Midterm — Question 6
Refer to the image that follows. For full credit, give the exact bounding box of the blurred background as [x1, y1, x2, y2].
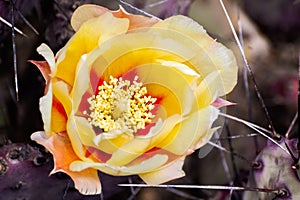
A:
[0, 0, 299, 199]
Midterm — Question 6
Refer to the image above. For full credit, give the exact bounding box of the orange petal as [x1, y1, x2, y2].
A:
[30, 131, 101, 195]
[71, 4, 158, 31]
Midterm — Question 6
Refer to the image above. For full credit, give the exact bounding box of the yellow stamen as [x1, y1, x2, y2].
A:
[87, 76, 156, 133]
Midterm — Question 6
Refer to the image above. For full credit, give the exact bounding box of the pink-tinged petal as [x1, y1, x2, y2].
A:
[30, 44, 55, 94]
[85, 146, 112, 163]
[127, 147, 178, 168]
[139, 156, 186, 184]
[31, 131, 101, 194]
[71, 4, 158, 32]
[29, 60, 51, 92]
[211, 97, 236, 108]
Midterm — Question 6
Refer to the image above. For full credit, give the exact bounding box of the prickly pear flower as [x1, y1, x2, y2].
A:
[30, 4, 238, 195]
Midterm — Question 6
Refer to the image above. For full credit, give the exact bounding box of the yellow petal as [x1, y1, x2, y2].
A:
[71, 4, 158, 32]
[105, 114, 181, 166]
[139, 156, 186, 184]
[39, 84, 52, 137]
[70, 154, 168, 175]
[71, 4, 111, 31]
[94, 131, 134, 154]
[70, 54, 90, 112]
[30, 131, 101, 195]
[72, 115, 134, 154]
[54, 12, 129, 86]
[152, 15, 238, 96]
[67, 112, 90, 161]
[86, 31, 195, 81]
[72, 116, 96, 147]
[36, 43, 55, 71]
[195, 71, 222, 108]
[52, 80, 72, 115]
[157, 106, 219, 155]
[50, 97, 68, 135]
[134, 63, 199, 115]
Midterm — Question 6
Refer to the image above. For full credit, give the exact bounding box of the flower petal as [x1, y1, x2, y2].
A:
[211, 97, 236, 108]
[54, 12, 129, 86]
[157, 106, 219, 155]
[152, 15, 238, 96]
[52, 80, 72, 115]
[29, 60, 51, 91]
[139, 156, 186, 184]
[133, 63, 199, 115]
[36, 43, 55, 71]
[105, 114, 181, 166]
[71, 4, 158, 32]
[86, 31, 195, 82]
[70, 154, 168, 175]
[30, 131, 101, 195]
[39, 84, 52, 137]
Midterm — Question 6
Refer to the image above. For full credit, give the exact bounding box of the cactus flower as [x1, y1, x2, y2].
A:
[31, 4, 238, 195]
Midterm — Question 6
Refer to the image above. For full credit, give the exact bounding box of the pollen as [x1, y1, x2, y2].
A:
[86, 76, 156, 133]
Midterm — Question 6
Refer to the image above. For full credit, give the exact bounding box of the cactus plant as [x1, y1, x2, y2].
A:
[0, 143, 131, 200]
[244, 138, 300, 199]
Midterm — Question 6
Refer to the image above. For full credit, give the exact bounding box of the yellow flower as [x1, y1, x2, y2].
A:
[30, 4, 238, 195]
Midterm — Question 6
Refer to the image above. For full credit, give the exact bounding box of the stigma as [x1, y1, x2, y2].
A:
[86, 76, 156, 133]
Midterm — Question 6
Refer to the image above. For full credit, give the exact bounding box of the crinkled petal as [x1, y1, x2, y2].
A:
[30, 131, 101, 195]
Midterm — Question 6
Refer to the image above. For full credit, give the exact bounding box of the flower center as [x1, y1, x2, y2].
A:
[86, 76, 156, 133]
